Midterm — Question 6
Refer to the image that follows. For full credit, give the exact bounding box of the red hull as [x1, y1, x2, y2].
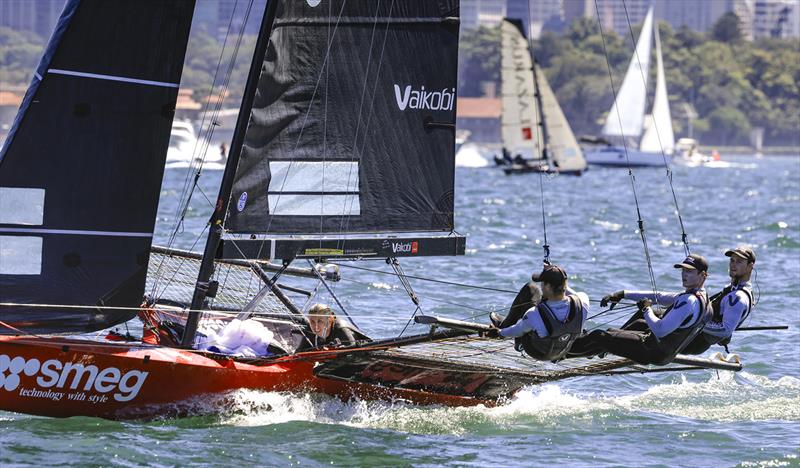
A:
[0, 336, 488, 419]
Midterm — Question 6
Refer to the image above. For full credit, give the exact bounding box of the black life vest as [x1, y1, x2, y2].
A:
[704, 284, 753, 346]
[690, 284, 753, 354]
[514, 295, 583, 362]
[650, 289, 711, 365]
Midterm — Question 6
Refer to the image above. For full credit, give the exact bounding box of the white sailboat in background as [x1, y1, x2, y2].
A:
[497, 18, 586, 175]
[585, 7, 675, 167]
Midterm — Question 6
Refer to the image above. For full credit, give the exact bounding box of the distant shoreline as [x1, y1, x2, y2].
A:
[698, 146, 800, 156]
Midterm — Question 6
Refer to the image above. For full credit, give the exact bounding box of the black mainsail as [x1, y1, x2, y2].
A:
[0, 0, 196, 334]
[183, 0, 462, 346]
[226, 1, 461, 236]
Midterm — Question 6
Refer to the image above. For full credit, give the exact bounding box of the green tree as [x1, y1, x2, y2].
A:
[706, 106, 750, 145]
[711, 12, 744, 43]
[458, 26, 501, 96]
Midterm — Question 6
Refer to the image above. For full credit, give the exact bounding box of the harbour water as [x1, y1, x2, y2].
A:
[1, 154, 798, 466]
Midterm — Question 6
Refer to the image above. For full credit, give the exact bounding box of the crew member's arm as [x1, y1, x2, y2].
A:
[625, 290, 681, 306]
[500, 306, 547, 338]
[642, 295, 700, 339]
[703, 290, 748, 338]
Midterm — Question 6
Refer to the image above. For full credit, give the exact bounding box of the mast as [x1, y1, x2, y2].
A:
[529, 57, 550, 165]
[181, 0, 279, 348]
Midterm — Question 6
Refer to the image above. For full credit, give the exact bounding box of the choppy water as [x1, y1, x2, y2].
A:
[2, 154, 799, 467]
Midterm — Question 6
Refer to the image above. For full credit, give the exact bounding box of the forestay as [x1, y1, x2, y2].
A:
[0, 0, 195, 334]
[225, 0, 460, 235]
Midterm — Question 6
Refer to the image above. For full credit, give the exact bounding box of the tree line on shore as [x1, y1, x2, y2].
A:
[2, 11, 797, 146]
[460, 13, 799, 146]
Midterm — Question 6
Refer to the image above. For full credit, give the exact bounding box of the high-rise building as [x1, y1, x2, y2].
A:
[563, 0, 594, 27]
[753, 0, 800, 38]
[506, 0, 564, 37]
[655, 0, 730, 33]
[591, 0, 651, 37]
[0, 0, 65, 40]
[730, 0, 756, 39]
[461, 0, 506, 29]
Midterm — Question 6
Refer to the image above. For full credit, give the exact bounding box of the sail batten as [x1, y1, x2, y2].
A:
[225, 0, 460, 236]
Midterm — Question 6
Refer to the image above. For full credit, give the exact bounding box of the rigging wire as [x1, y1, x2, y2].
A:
[594, 0, 660, 298]
[336, 262, 519, 294]
[526, 0, 552, 263]
[328, 0, 390, 300]
[390, 258, 425, 336]
[620, 2, 691, 255]
[149, 0, 255, 299]
[170, 0, 255, 241]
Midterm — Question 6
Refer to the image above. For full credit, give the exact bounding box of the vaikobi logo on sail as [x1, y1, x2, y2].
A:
[394, 85, 456, 111]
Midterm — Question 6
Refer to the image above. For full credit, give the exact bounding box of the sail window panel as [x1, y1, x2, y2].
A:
[269, 195, 360, 216]
[0, 188, 45, 225]
[0, 236, 42, 275]
[268, 161, 359, 194]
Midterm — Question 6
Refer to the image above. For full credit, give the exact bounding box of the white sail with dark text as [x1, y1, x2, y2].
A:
[499, 18, 585, 175]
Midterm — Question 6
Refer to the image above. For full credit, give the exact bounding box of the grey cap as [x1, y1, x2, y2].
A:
[674, 254, 708, 272]
[726, 246, 756, 263]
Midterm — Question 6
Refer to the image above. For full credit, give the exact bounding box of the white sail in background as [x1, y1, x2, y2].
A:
[601, 6, 654, 139]
[500, 19, 544, 160]
[640, 25, 675, 154]
[534, 63, 585, 171]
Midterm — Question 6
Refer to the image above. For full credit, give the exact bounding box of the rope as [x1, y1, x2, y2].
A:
[524, 0, 552, 263]
[538, 171, 551, 262]
[149, 0, 255, 300]
[389, 258, 424, 336]
[620, 2, 691, 255]
[594, 0, 659, 298]
[336, 262, 519, 294]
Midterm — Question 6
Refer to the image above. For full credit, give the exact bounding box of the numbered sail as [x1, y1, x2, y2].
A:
[534, 63, 585, 172]
[225, 0, 460, 235]
[640, 26, 674, 154]
[601, 6, 654, 139]
[500, 19, 543, 160]
[0, 0, 195, 334]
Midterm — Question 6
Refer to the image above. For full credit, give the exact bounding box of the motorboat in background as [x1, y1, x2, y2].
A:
[585, 7, 674, 168]
[165, 119, 197, 165]
[166, 119, 227, 170]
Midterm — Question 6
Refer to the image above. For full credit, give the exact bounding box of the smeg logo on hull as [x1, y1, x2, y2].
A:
[0, 354, 148, 402]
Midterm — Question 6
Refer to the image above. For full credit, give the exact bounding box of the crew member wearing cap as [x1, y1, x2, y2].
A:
[569, 254, 711, 365]
[682, 247, 756, 354]
[488, 264, 589, 361]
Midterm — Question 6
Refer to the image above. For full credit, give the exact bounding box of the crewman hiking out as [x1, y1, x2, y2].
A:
[488, 263, 588, 361]
[681, 246, 756, 355]
[569, 254, 711, 365]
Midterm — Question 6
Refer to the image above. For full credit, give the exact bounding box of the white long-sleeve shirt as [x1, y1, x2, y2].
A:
[624, 288, 705, 339]
[703, 282, 752, 339]
[500, 288, 589, 338]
